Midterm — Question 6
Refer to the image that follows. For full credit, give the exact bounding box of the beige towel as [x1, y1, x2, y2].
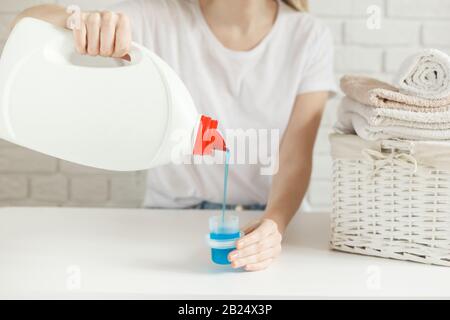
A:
[340, 75, 450, 111]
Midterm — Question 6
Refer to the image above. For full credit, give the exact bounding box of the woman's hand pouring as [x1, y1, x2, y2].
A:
[67, 10, 132, 59]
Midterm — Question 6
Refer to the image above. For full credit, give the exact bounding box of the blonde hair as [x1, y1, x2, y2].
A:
[282, 0, 308, 11]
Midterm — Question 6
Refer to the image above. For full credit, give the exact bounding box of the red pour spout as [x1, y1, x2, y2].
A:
[193, 115, 227, 155]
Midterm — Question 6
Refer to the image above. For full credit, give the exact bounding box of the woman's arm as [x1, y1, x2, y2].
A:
[12, 4, 131, 58]
[228, 91, 329, 271]
[13, 4, 69, 28]
[265, 91, 329, 231]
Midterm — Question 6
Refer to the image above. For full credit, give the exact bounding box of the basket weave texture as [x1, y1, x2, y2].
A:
[330, 134, 450, 266]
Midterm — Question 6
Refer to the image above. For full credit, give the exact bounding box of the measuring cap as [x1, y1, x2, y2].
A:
[206, 215, 241, 265]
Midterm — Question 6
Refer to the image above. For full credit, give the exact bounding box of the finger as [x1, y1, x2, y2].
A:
[244, 259, 274, 272]
[100, 11, 118, 57]
[236, 219, 277, 249]
[113, 13, 131, 58]
[86, 12, 101, 56]
[230, 233, 282, 260]
[73, 18, 87, 54]
[231, 246, 280, 269]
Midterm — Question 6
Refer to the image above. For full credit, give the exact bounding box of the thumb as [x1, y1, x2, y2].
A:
[66, 7, 85, 30]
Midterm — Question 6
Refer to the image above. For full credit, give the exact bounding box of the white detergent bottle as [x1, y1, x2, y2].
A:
[0, 17, 226, 171]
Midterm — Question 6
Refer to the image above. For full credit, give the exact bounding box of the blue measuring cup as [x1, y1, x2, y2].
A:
[206, 215, 241, 265]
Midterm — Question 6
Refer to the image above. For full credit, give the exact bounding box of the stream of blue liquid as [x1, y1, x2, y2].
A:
[210, 148, 237, 265]
[221, 149, 230, 224]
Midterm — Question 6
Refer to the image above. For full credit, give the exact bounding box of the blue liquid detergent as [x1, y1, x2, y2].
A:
[210, 231, 240, 265]
[221, 149, 230, 223]
[210, 149, 238, 265]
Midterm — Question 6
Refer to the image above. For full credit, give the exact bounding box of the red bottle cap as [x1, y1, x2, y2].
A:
[193, 115, 227, 155]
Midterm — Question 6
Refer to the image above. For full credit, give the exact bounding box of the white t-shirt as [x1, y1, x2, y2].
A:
[109, 0, 337, 208]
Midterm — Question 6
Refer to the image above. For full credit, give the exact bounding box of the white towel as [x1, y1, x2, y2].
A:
[336, 97, 450, 129]
[395, 49, 450, 100]
[347, 114, 450, 141]
[335, 98, 450, 141]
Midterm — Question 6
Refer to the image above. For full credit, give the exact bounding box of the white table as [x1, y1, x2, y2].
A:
[0, 207, 449, 299]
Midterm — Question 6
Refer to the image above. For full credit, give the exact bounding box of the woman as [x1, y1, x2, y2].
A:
[14, 0, 336, 271]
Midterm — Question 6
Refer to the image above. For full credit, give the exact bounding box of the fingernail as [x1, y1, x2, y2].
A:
[236, 241, 244, 249]
[229, 252, 238, 260]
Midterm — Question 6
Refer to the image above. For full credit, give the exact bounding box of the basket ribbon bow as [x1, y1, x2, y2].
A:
[361, 148, 418, 178]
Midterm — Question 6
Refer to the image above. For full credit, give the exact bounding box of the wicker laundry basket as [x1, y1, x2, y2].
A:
[329, 133, 450, 266]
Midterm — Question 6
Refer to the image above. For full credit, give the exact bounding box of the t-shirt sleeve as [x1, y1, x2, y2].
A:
[108, 0, 151, 46]
[297, 27, 337, 97]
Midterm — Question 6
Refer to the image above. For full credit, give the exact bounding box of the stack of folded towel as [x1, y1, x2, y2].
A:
[335, 49, 450, 140]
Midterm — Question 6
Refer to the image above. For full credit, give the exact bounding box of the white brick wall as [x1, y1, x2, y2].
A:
[335, 46, 383, 73]
[423, 22, 450, 46]
[310, 0, 385, 17]
[31, 174, 68, 202]
[387, 0, 450, 18]
[70, 176, 109, 205]
[345, 20, 421, 46]
[0, 0, 447, 210]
